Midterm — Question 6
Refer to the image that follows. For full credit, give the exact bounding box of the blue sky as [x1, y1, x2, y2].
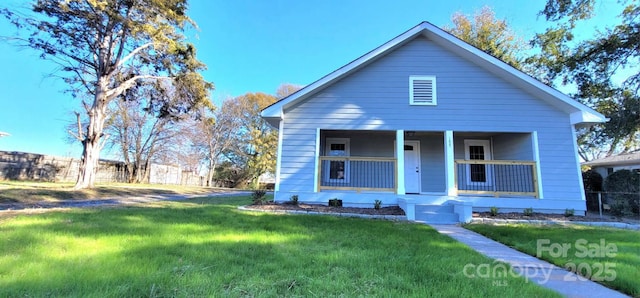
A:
[0, 0, 620, 158]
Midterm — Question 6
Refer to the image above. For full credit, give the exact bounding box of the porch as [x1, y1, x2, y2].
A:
[315, 130, 542, 199]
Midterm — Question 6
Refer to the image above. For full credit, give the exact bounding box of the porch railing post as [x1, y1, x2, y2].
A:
[317, 156, 322, 192]
[531, 162, 540, 198]
[394, 159, 398, 193]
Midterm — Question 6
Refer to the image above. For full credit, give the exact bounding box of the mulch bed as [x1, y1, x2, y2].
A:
[247, 202, 639, 223]
[474, 212, 639, 223]
[248, 202, 406, 215]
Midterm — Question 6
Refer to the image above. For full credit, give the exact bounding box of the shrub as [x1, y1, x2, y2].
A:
[604, 170, 640, 215]
[582, 169, 604, 191]
[564, 208, 574, 217]
[374, 199, 382, 210]
[582, 170, 603, 211]
[610, 201, 628, 216]
[328, 198, 342, 207]
[489, 206, 499, 217]
[523, 207, 533, 216]
[252, 189, 267, 204]
[289, 195, 299, 205]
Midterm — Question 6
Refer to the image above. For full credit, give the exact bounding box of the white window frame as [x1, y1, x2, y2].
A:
[409, 75, 437, 105]
[324, 138, 350, 183]
[464, 139, 493, 186]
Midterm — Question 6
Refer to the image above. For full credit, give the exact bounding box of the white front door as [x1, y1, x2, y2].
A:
[403, 141, 421, 193]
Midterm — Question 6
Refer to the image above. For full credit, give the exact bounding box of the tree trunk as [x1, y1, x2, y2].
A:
[207, 158, 218, 187]
[74, 79, 109, 190]
[74, 108, 106, 189]
[74, 137, 101, 189]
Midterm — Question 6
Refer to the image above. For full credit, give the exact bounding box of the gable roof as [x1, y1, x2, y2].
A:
[582, 151, 640, 167]
[261, 22, 606, 126]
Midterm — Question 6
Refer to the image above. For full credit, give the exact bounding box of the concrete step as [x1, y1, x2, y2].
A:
[414, 204, 458, 224]
[415, 204, 454, 214]
[415, 212, 459, 224]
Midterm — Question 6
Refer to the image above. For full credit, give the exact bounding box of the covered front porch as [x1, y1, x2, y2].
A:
[315, 129, 542, 199]
[309, 129, 546, 222]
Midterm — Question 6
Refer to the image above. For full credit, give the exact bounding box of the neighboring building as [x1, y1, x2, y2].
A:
[582, 152, 640, 179]
[261, 22, 606, 223]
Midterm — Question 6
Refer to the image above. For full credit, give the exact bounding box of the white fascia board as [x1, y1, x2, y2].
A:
[570, 111, 608, 125]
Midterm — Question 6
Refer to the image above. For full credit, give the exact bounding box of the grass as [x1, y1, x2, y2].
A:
[0, 196, 560, 297]
[465, 224, 640, 297]
[0, 181, 232, 204]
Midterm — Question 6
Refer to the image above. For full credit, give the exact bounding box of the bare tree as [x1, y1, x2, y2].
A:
[190, 100, 241, 187]
[276, 83, 304, 99]
[106, 86, 182, 183]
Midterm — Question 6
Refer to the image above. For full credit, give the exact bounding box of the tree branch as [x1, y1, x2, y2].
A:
[105, 74, 168, 101]
[67, 111, 84, 142]
[114, 42, 153, 70]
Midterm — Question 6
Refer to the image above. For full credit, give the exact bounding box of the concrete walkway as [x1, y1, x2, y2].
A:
[430, 225, 629, 298]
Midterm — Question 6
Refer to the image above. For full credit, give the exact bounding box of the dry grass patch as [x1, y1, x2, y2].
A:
[0, 181, 233, 204]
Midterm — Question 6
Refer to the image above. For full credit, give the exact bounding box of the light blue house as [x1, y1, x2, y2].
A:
[261, 22, 606, 223]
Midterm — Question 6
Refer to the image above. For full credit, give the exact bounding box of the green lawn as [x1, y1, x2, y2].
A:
[0, 196, 559, 297]
[465, 223, 640, 297]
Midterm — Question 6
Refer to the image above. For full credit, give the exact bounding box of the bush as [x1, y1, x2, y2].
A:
[523, 207, 533, 216]
[289, 195, 299, 205]
[374, 199, 382, 210]
[564, 208, 574, 217]
[328, 198, 342, 207]
[583, 169, 603, 191]
[604, 170, 640, 215]
[582, 170, 603, 211]
[610, 201, 628, 216]
[489, 206, 499, 217]
[252, 189, 267, 204]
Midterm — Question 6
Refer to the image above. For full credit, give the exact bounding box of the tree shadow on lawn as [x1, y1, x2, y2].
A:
[0, 200, 561, 297]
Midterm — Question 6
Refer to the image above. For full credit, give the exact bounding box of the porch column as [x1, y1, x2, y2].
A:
[396, 130, 405, 195]
[532, 131, 544, 198]
[274, 119, 284, 192]
[313, 128, 320, 192]
[444, 130, 456, 196]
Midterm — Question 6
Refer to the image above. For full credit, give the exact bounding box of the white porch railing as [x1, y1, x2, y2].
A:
[454, 160, 539, 198]
[316, 157, 538, 197]
[318, 156, 397, 192]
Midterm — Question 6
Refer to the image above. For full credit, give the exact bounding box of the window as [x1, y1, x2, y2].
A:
[464, 140, 492, 186]
[468, 145, 487, 182]
[607, 168, 614, 175]
[409, 75, 437, 105]
[324, 138, 350, 183]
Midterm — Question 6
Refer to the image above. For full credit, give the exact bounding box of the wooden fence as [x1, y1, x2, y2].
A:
[0, 150, 204, 186]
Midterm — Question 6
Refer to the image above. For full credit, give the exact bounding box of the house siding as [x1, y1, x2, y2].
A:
[493, 133, 533, 160]
[277, 36, 583, 204]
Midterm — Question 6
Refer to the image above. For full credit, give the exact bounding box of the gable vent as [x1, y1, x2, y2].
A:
[410, 76, 437, 105]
